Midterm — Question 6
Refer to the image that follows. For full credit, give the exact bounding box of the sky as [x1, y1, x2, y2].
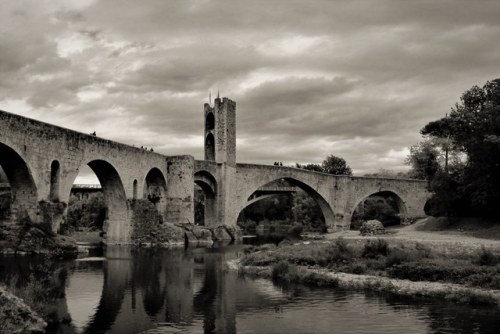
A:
[1, 0, 499, 183]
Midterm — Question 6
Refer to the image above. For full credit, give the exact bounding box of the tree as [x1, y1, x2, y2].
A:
[406, 140, 440, 182]
[416, 78, 500, 217]
[321, 155, 352, 175]
[295, 163, 324, 172]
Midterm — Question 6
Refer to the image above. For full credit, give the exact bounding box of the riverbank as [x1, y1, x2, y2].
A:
[0, 286, 47, 333]
[236, 232, 500, 306]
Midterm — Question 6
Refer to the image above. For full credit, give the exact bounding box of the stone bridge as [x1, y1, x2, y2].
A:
[0, 96, 431, 243]
[0, 109, 193, 243]
[194, 161, 430, 232]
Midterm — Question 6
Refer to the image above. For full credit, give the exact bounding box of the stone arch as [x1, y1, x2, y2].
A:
[49, 160, 61, 201]
[238, 177, 335, 230]
[205, 133, 215, 161]
[84, 159, 128, 243]
[194, 170, 217, 226]
[143, 168, 167, 217]
[133, 179, 138, 200]
[206, 112, 215, 131]
[0, 142, 38, 221]
[351, 190, 408, 228]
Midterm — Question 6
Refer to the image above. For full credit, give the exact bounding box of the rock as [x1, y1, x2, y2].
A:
[213, 226, 233, 241]
[0, 221, 77, 257]
[360, 220, 385, 236]
[184, 230, 198, 243]
[191, 227, 213, 243]
[0, 286, 47, 334]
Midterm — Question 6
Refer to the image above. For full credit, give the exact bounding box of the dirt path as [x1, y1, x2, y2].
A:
[326, 218, 500, 252]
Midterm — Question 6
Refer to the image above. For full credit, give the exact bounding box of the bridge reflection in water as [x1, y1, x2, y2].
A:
[2, 246, 500, 334]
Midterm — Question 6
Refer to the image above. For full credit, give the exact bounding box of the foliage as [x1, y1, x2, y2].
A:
[130, 199, 184, 245]
[351, 195, 400, 228]
[291, 190, 325, 232]
[406, 140, 440, 181]
[362, 239, 388, 258]
[408, 78, 500, 218]
[296, 154, 352, 175]
[295, 163, 324, 172]
[66, 193, 106, 231]
[287, 223, 304, 239]
[0, 194, 11, 219]
[321, 155, 352, 175]
[475, 247, 498, 266]
[243, 238, 500, 291]
[237, 189, 326, 234]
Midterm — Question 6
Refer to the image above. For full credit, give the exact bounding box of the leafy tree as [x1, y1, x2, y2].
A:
[406, 140, 441, 182]
[416, 79, 500, 217]
[292, 190, 326, 232]
[321, 155, 352, 175]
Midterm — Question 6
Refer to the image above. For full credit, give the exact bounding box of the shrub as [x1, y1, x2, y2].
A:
[349, 263, 367, 274]
[287, 223, 304, 239]
[319, 238, 355, 266]
[362, 239, 388, 258]
[475, 247, 498, 266]
[271, 261, 299, 282]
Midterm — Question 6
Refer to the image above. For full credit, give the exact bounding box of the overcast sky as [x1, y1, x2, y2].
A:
[1, 0, 499, 183]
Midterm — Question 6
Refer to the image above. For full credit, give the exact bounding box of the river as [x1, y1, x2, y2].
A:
[0, 244, 499, 334]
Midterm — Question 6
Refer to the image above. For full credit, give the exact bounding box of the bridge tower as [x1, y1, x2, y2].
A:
[204, 95, 236, 167]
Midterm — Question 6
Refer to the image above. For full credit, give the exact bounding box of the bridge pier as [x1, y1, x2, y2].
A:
[165, 156, 195, 225]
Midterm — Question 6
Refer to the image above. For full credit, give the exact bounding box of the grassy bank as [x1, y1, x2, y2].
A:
[240, 238, 500, 305]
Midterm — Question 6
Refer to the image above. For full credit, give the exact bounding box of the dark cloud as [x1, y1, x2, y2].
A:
[1, 0, 500, 176]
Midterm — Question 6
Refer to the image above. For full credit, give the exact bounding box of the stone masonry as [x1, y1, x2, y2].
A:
[0, 96, 431, 243]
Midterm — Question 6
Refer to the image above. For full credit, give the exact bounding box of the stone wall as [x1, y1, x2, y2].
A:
[0, 110, 192, 244]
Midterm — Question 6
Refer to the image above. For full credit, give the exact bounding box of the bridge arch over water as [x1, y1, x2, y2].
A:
[0, 142, 38, 222]
[194, 170, 218, 226]
[83, 159, 129, 243]
[144, 167, 168, 219]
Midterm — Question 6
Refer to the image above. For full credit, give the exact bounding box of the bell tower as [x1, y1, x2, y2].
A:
[203, 95, 236, 166]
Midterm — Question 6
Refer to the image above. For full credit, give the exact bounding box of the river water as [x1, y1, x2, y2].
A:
[1, 244, 499, 334]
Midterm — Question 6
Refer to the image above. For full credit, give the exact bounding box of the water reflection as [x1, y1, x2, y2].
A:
[1, 245, 500, 334]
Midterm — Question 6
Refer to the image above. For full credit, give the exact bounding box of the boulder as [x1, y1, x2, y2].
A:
[192, 227, 213, 243]
[213, 226, 233, 241]
[359, 220, 385, 236]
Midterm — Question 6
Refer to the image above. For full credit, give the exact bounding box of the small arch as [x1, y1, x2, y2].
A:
[205, 112, 215, 131]
[194, 170, 217, 226]
[133, 179, 138, 200]
[205, 133, 215, 161]
[49, 160, 60, 201]
[351, 190, 407, 229]
[143, 168, 167, 215]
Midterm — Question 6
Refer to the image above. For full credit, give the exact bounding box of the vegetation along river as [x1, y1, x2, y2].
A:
[1, 244, 499, 334]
